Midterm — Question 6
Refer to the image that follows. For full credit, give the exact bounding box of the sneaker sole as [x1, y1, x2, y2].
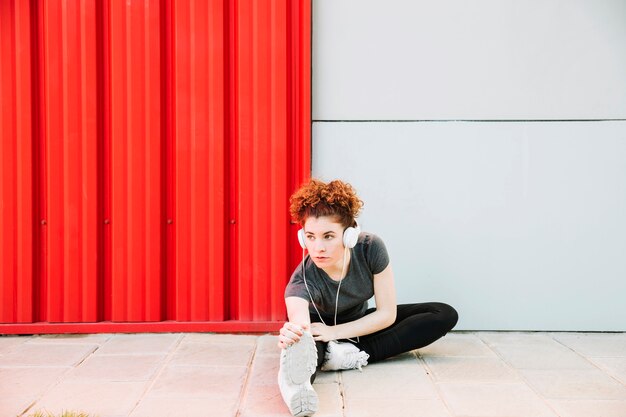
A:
[290, 384, 319, 417]
[286, 331, 317, 384]
[284, 331, 318, 416]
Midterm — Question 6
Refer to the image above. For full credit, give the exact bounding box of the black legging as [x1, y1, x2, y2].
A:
[311, 302, 458, 381]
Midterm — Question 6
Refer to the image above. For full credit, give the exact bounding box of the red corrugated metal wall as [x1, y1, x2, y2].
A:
[0, 0, 311, 333]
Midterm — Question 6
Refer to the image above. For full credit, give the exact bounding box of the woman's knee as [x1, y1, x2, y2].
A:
[433, 302, 459, 331]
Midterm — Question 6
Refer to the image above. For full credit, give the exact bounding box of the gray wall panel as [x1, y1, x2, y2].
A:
[313, 0, 626, 120]
[312, 121, 626, 330]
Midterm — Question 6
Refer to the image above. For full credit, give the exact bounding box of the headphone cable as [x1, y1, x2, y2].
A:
[302, 246, 359, 343]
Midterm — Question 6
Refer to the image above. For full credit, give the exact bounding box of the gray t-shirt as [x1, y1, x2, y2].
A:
[284, 233, 390, 323]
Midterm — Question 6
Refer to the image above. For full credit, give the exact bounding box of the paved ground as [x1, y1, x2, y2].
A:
[1, 332, 625, 417]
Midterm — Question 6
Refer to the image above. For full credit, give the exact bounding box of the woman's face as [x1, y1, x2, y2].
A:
[303, 215, 346, 272]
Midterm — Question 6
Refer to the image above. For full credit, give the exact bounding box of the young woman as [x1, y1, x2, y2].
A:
[277, 179, 458, 417]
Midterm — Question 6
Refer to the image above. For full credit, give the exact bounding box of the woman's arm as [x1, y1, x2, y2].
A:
[286, 296, 311, 327]
[311, 264, 397, 342]
[277, 296, 312, 349]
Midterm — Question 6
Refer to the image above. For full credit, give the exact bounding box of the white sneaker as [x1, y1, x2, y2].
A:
[321, 340, 369, 371]
[277, 331, 318, 416]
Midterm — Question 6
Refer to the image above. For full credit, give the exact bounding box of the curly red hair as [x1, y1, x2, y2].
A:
[289, 179, 363, 228]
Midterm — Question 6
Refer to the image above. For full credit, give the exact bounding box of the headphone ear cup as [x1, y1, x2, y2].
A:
[343, 225, 360, 248]
[297, 229, 306, 249]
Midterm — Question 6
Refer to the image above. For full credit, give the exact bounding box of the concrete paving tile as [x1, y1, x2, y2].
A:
[9, 332, 623, 417]
[146, 365, 247, 400]
[315, 370, 340, 384]
[0, 344, 96, 366]
[26, 334, 112, 345]
[67, 353, 165, 381]
[366, 352, 424, 369]
[548, 399, 626, 417]
[590, 357, 626, 384]
[438, 382, 558, 417]
[552, 333, 626, 358]
[240, 382, 342, 417]
[0, 366, 69, 397]
[480, 332, 558, 346]
[95, 333, 181, 355]
[247, 353, 279, 386]
[313, 383, 343, 417]
[342, 360, 438, 399]
[423, 356, 519, 382]
[170, 341, 255, 367]
[344, 397, 451, 417]
[488, 343, 595, 370]
[181, 333, 258, 345]
[32, 380, 149, 417]
[375, 350, 418, 364]
[238, 384, 294, 417]
[520, 369, 626, 400]
[256, 335, 281, 357]
[130, 397, 238, 417]
[0, 397, 35, 417]
[0, 336, 29, 355]
[418, 333, 497, 357]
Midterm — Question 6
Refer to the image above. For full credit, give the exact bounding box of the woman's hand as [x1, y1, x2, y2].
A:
[277, 322, 308, 349]
[310, 322, 337, 342]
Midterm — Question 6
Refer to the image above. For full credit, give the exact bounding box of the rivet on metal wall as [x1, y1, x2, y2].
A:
[40, 220, 47, 226]
[167, 219, 173, 225]
[104, 219, 110, 225]
[230, 219, 236, 224]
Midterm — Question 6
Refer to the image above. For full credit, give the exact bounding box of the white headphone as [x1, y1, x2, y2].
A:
[297, 221, 361, 250]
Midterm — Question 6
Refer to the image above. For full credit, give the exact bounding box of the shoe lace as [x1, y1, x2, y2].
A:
[342, 350, 369, 371]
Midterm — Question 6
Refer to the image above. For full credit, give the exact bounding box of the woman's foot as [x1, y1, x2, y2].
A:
[277, 331, 319, 416]
[321, 340, 369, 371]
